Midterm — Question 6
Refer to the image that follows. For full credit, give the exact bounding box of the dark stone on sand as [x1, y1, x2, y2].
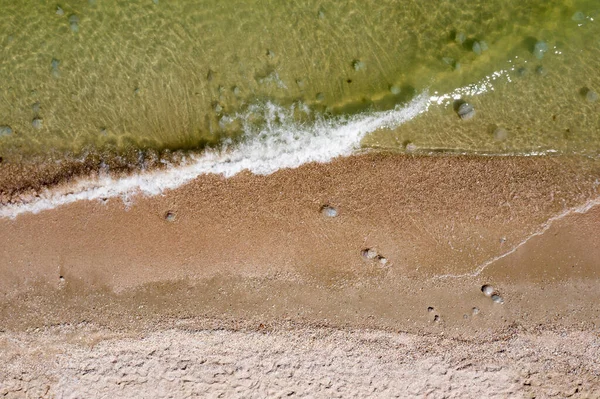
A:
[457, 102, 475, 120]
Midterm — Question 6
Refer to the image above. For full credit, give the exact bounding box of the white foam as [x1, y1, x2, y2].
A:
[1, 93, 430, 219]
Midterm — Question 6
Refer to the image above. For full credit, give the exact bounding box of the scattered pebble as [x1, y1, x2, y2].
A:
[516, 66, 527, 77]
[266, 49, 275, 58]
[316, 92, 325, 102]
[352, 60, 366, 71]
[32, 118, 43, 129]
[153, 0, 159, 4]
[377, 256, 388, 266]
[232, 86, 241, 96]
[472, 41, 482, 55]
[99, 127, 107, 135]
[427, 306, 434, 313]
[481, 285, 494, 297]
[491, 294, 504, 304]
[455, 32, 466, 45]
[479, 41, 489, 52]
[0, 125, 12, 137]
[164, 211, 176, 222]
[56, 6, 64, 16]
[493, 127, 508, 141]
[472, 307, 480, 315]
[32, 102, 41, 114]
[207, 69, 214, 81]
[317, 8, 325, 19]
[389, 85, 401, 95]
[295, 79, 305, 89]
[433, 315, 440, 322]
[457, 102, 475, 120]
[361, 248, 378, 260]
[321, 205, 338, 218]
[533, 41, 548, 60]
[69, 14, 79, 33]
[213, 103, 223, 113]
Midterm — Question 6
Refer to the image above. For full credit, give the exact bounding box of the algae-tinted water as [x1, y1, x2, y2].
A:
[0, 0, 599, 163]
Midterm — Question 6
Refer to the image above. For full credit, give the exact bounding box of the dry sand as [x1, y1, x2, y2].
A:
[1, 154, 599, 397]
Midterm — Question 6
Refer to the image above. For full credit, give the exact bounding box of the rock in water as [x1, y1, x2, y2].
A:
[533, 41, 548, 60]
[457, 103, 475, 120]
[472, 41, 482, 55]
[586, 90, 598, 103]
[352, 60, 366, 71]
[32, 118, 43, 129]
[0, 125, 12, 137]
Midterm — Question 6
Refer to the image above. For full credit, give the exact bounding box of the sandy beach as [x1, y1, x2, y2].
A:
[1, 153, 599, 397]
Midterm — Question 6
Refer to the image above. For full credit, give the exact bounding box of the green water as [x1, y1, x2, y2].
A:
[0, 0, 599, 163]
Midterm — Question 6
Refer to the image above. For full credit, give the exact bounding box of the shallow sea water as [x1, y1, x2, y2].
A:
[0, 0, 599, 164]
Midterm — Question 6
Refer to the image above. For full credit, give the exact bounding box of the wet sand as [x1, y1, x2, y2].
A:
[1, 153, 600, 396]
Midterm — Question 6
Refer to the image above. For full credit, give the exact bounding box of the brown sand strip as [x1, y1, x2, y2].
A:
[0, 153, 599, 336]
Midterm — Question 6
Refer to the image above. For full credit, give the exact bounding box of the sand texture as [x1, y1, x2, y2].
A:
[1, 154, 599, 397]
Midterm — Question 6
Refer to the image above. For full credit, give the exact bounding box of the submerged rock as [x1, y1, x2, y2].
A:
[316, 92, 325, 102]
[0, 125, 12, 137]
[455, 31, 466, 45]
[472, 41, 482, 55]
[69, 14, 79, 33]
[389, 85, 401, 95]
[56, 6, 64, 16]
[32, 102, 41, 114]
[572, 11, 585, 21]
[493, 127, 508, 141]
[533, 41, 548, 60]
[32, 118, 43, 129]
[457, 102, 475, 120]
[586, 90, 598, 103]
[352, 60, 366, 71]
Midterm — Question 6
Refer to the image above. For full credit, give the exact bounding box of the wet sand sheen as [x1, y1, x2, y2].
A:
[1, 153, 599, 336]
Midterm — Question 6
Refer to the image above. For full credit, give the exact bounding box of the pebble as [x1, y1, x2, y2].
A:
[352, 60, 366, 71]
[472, 41, 482, 55]
[321, 205, 338, 218]
[389, 85, 401, 95]
[32, 118, 43, 129]
[572, 11, 585, 21]
[491, 294, 504, 304]
[481, 285, 494, 297]
[479, 41, 488, 52]
[472, 307, 480, 315]
[165, 211, 176, 222]
[427, 307, 434, 313]
[316, 92, 325, 102]
[585, 90, 598, 103]
[32, 102, 41, 114]
[377, 256, 388, 266]
[153, 0, 159, 4]
[533, 41, 548, 60]
[457, 102, 475, 120]
[362, 248, 378, 260]
[0, 125, 12, 137]
[232, 86, 241, 96]
[207, 69, 214, 81]
[56, 6, 64, 16]
[266, 49, 275, 59]
[69, 14, 79, 33]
